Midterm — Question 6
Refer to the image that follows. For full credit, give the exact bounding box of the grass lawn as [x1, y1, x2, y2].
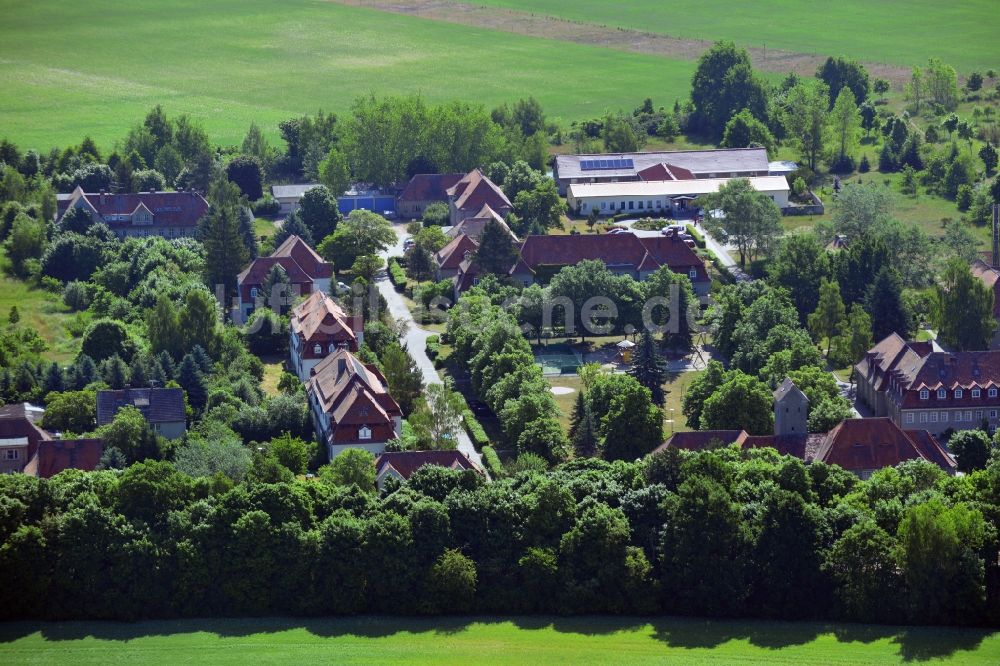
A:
[259, 354, 288, 397]
[0, 253, 82, 363]
[253, 218, 277, 241]
[2, 616, 999, 665]
[546, 368, 701, 434]
[478, 0, 1000, 71]
[0, 0, 698, 150]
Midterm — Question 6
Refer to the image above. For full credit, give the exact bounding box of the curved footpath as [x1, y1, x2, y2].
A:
[378, 225, 481, 466]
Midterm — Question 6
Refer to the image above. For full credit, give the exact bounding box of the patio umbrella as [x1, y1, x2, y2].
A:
[616, 340, 636, 349]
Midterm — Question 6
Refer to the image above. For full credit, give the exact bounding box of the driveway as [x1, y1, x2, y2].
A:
[377, 225, 481, 466]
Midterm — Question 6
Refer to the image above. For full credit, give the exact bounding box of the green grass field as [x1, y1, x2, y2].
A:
[478, 0, 1000, 72]
[1, 616, 998, 664]
[0, 0, 697, 151]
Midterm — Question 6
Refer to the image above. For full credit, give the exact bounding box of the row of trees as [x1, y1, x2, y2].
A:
[1, 442, 997, 624]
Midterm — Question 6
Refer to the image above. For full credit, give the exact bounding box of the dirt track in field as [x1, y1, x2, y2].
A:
[332, 0, 912, 85]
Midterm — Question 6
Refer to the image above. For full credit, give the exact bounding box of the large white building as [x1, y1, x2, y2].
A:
[566, 176, 790, 217]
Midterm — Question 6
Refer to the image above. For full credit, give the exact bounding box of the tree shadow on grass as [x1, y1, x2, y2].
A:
[1, 615, 997, 662]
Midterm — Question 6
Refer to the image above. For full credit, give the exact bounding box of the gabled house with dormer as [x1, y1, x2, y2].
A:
[289, 291, 364, 381]
[306, 349, 402, 459]
[236, 235, 333, 320]
[56, 187, 208, 238]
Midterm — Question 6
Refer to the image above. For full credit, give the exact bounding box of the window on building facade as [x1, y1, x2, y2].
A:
[965, 411, 973, 421]
[601, 202, 607, 209]
[628, 201, 634, 210]
[638, 201, 643, 209]
[905, 413, 914, 424]
[955, 389, 963, 399]
[314, 344, 322, 355]
[930, 412, 938, 422]
[250, 287, 259, 298]
[941, 412, 948, 422]
[972, 389, 981, 398]
[991, 388, 998, 397]
[688, 268, 697, 279]
[920, 389, 929, 400]
[977, 410, 984, 421]
[955, 412, 963, 422]
[937, 388, 946, 399]
[3, 450, 19, 460]
[991, 410, 998, 419]
[919, 412, 927, 423]
[358, 426, 372, 440]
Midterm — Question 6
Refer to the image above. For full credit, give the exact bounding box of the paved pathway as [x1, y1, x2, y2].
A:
[378, 225, 481, 466]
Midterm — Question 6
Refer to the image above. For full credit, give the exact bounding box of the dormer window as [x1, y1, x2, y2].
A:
[972, 389, 981, 398]
[688, 268, 697, 279]
[991, 388, 998, 398]
[328, 343, 336, 353]
[358, 426, 372, 440]
[919, 389, 929, 400]
[955, 388, 963, 399]
[937, 388, 946, 399]
[250, 287, 259, 298]
[314, 344, 322, 355]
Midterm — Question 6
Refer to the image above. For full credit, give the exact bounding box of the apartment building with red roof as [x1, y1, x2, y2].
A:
[56, 186, 208, 238]
[856, 333, 1000, 436]
[236, 235, 333, 320]
[446, 169, 513, 225]
[305, 349, 402, 459]
[450, 231, 709, 297]
[289, 291, 363, 381]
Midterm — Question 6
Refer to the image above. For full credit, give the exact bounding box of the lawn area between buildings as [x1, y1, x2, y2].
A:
[546, 369, 701, 435]
[259, 355, 288, 398]
[2, 616, 998, 665]
[0, 0, 697, 150]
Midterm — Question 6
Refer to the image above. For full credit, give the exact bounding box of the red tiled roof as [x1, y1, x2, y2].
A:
[237, 256, 313, 288]
[375, 450, 482, 480]
[896, 351, 1000, 408]
[636, 162, 695, 182]
[813, 418, 955, 473]
[290, 291, 359, 350]
[971, 259, 1000, 318]
[513, 233, 708, 281]
[447, 169, 513, 213]
[27, 439, 103, 478]
[854, 333, 932, 394]
[652, 430, 747, 454]
[437, 234, 479, 270]
[399, 173, 464, 202]
[272, 235, 334, 280]
[59, 188, 208, 228]
[306, 349, 401, 444]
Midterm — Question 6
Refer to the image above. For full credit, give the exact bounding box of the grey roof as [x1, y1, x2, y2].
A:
[555, 148, 769, 181]
[96, 388, 186, 426]
[271, 183, 321, 199]
[774, 377, 809, 403]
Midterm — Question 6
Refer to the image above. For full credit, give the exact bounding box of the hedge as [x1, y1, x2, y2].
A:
[425, 334, 441, 361]
[480, 444, 503, 478]
[685, 224, 706, 248]
[387, 257, 408, 292]
[462, 407, 490, 448]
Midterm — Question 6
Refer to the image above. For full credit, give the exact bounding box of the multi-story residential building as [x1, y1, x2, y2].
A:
[236, 235, 333, 320]
[856, 333, 1000, 436]
[288, 291, 363, 382]
[305, 349, 402, 460]
[56, 187, 208, 238]
[446, 169, 513, 225]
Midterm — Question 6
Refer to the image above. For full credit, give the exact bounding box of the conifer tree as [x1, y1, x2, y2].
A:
[200, 179, 249, 302]
[572, 401, 599, 458]
[473, 220, 518, 275]
[177, 354, 208, 411]
[628, 331, 669, 406]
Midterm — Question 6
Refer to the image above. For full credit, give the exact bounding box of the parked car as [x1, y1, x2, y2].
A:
[661, 224, 686, 236]
[607, 227, 628, 235]
[336, 281, 350, 294]
[403, 238, 415, 250]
